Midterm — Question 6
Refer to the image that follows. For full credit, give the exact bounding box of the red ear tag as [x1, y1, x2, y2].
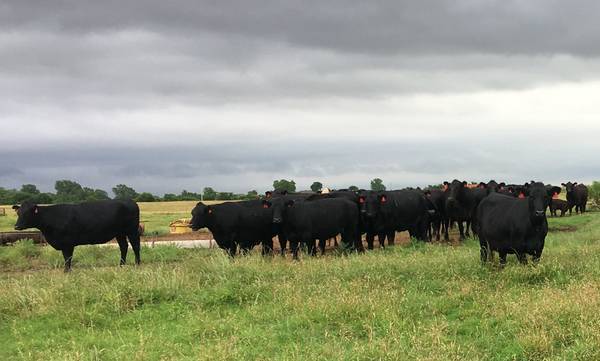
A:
[442, 185, 448, 191]
[208, 209, 213, 214]
[262, 204, 269, 209]
[359, 197, 365, 204]
[380, 196, 387, 203]
[479, 185, 485, 189]
[552, 192, 558, 199]
[518, 193, 525, 199]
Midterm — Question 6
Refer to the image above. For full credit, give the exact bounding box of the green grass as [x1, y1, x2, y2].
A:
[1, 212, 600, 360]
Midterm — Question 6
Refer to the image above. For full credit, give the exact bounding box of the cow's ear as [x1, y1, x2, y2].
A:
[462, 181, 467, 186]
[499, 182, 506, 187]
[423, 190, 431, 196]
[443, 181, 449, 186]
[573, 182, 578, 185]
[12, 205, 20, 210]
[561, 183, 566, 186]
[284, 200, 294, 208]
[206, 206, 213, 214]
[265, 191, 272, 198]
[478, 182, 486, 189]
[262, 200, 271, 209]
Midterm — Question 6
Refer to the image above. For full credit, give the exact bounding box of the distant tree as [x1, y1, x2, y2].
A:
[245, 190, 259, 200]
[55, 180, 85, 203]
[163, 193, 178, 202]
[216, 192, 235, 200]
[203, 187, 217, 201]
[370, 178, 386, 192]
[82, 187, 110, 201]
[348, 185, 359, 192]
[179, 190, 202, 201]
[310, 181, 323, 192]
[112, 184, 138, 200]
[273, 179, 296, 193]
[137, 192, 156, 202]
[20, 184, 40, 195]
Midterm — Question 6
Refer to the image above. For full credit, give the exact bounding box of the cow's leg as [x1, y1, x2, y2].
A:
[290, 240, 300, 260]
[443, 219, 450, 241]
[465, 221, 471, 238]
[499, 251, 507, 268]
[318, 239, 326, 255]
[366, 233, 375, 250]
[278, 234, 287, 256]
[517, 253, 528, 265]
[116, 235, 128, 266]
[62, 246, 74, 272]
[378, 233, 386, 248]
[387, 231, 396, 246]
[261, 238, 274, 256]
[458, 222, 466, 240]
[226, 242, 237, 257]
[479, 239, 489, 263]
[128, 230, 141, 265]
[307, 239, 317, 256]
[532, 248, 543, 264]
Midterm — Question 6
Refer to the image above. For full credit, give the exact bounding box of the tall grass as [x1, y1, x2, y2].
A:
[0, 213, 600, 360]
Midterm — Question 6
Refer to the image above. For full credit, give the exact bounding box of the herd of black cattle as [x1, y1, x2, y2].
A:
[10, 180, 589, 271]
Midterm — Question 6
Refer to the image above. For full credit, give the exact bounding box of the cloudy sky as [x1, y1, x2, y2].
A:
[1, 1, 600, 194]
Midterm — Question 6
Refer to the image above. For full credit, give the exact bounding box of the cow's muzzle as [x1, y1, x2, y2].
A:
[535, 210, 545, 217]
[273, 217, 282, 224]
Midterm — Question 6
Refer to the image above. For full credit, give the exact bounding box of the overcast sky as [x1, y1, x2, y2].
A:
[1, 1, 600, 194]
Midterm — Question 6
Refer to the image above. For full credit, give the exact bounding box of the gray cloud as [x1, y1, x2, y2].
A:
[1, 1, 600, 193]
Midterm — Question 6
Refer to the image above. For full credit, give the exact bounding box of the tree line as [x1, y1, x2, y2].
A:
[0, 178, 390, 205]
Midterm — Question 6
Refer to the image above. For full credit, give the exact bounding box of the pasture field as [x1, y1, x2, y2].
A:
[1, 211, 600, 360]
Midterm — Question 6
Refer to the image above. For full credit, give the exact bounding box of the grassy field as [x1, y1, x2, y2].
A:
[1, 210, 600, 360]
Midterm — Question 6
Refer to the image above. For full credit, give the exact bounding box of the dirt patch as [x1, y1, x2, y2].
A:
[548, 225, 577, 233]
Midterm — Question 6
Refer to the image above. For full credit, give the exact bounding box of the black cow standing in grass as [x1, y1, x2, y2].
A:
[423, 188, 447, 242]
[476, 182, 560, 266]
[550, 199, 569, 217]
[443, 180, 487, 240]
[12, 200, 140, 272]
[190, 200, 275, 257]
[266, 196, 360, 259]
[562, 182, 589, 215]
[358, 189, 429, 248]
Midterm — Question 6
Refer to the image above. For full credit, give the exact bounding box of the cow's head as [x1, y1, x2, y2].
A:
[359, 191, 387, 219]
[446, 180, 467, 205]
[561, 182, 577, 194]
[485, 180, 500, 193]
[525, 182, 550, 220]
[12, 201, 39, 230]
[190, 202, 213, 231]
[267, 197, 294, 224]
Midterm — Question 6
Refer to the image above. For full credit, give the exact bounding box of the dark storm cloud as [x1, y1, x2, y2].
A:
[3, 1, 600, 56]
[1, 1, 600, 193]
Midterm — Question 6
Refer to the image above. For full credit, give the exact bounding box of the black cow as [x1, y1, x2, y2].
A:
[265, 191, 316, 255]
[423, 189, 447, 242]
[561, 182, 589, 215]
[12, 200, 140, 272]
[443, 180, 487, 240]
[550, 199, 569, 217]
[358, 189, 429, 249]
[190, 200, 275, 257]
[266, 197, 360, 259]
[476, 182, 560, 266]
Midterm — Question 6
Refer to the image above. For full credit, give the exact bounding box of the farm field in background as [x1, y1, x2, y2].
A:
[0, 201, 229, 236]
[1, 211, 600, 360]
